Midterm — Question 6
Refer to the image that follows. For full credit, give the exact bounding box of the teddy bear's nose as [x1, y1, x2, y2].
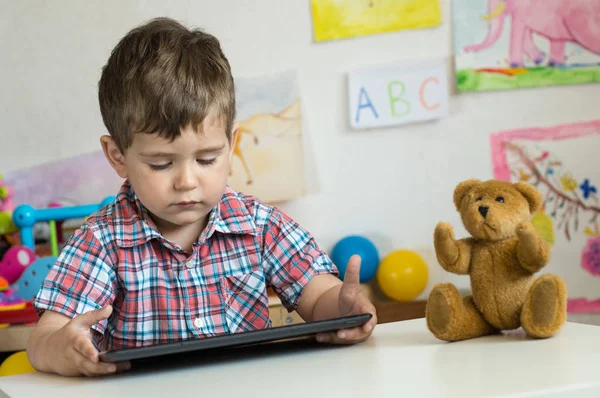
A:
[479, 206, 489, 218]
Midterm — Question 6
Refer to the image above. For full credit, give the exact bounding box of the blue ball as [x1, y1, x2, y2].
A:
[330, 235, 379, 283]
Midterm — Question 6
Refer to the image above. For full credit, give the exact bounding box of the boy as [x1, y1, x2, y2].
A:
[26, 17, 377, 377]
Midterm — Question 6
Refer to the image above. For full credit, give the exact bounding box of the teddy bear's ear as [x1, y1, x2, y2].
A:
[453, 179, 481, 210]
[513, 182, 543, 214]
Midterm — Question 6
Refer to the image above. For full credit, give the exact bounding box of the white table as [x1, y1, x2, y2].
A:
[1, 319, 599, 397]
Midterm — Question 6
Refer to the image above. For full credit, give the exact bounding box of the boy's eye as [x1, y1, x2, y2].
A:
[197, 158, 217, 166]
[149, 163, 171, 171]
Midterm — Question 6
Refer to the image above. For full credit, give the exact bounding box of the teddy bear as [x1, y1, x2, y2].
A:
[426, 179, 567, 341]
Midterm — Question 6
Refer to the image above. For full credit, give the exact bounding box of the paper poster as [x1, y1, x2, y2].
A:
[348, 59, 448, 129]
[229, 70, 305, 203]
[3, 151, 121, 209]
[311, 0, 441, 42]
[490, 120, 600, 313]
[453, 0, 600, 92]
[4, 70, 306, 208]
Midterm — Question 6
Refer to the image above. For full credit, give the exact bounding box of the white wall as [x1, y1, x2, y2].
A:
[2, 0, 600, 299]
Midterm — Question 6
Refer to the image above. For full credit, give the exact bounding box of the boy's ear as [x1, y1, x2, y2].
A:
[228, 123, 239, 165]
[101, 135, 128, 179]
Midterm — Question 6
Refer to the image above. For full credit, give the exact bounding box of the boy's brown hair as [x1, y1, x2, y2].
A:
[98, 17, 235, 153]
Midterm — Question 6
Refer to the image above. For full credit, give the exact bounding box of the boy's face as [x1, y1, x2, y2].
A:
[101, 114, 237, 234]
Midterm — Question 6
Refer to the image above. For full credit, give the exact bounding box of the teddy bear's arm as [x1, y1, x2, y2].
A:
[516, 221, 550, 273]
[434, 222, 474, 275]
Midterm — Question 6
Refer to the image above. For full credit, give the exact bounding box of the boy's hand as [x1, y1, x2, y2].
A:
[316, 255, 377, 344]
[46, 306, 130, 377]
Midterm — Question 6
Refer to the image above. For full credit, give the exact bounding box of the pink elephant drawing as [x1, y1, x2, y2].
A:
[464, 0, 600, 68]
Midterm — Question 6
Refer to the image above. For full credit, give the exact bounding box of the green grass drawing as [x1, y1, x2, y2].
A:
[457, 66, 600, 92]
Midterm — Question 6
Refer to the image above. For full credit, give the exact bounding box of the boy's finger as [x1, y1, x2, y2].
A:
[362, 309, 377, 331]
[73, 336, 99, 362]
[115, 361, 132, 373]
[315, 332, 335, 344]
[336, 326, 367, 341]
[343, 255, 362, 286]
[317, 331, 362, 345]
[364, 317, 376, 332]
[316, 326, 370, 345]
[75, 350, 117, 376]
[74, 305, 113, 328]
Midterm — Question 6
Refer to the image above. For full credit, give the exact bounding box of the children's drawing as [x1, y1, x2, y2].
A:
[229, 70, 305, 203]
[490, 120, 600, 313]
[311, 0, 442, 42]
[3, 151, 122, 209]
[453, 0, 600, 92]
[4, 70, 306, 207]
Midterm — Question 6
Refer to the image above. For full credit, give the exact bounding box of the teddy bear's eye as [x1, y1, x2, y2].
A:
[496, 197, 504, 203]
[476, 197, 483, 201]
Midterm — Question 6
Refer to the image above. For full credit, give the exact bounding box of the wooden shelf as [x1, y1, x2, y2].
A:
[268, 281, 427, 328]
[372, 300, 426, 324]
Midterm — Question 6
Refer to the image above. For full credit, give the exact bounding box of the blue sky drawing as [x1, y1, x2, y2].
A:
[234, 69, 298, 121]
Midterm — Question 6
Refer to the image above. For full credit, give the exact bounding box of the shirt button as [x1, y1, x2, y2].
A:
[185, 260, 194, 269]
[194, 318, 204, 328]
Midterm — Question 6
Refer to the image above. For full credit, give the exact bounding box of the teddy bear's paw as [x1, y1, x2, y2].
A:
[521, 274, 567, 338]
[516, 221, 535, 236]
[434, 223, 459, 266]
[434, 222, 455, 243]
[426, 284, 455, 336]
[426, 284, 497, 342]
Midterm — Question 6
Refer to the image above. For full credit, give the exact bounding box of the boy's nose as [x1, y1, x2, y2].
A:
[174, 167, 196, 191]
[478, 206, 489, 218]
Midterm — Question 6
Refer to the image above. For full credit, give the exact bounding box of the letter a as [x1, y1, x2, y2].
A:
[355, 87, 379, 124]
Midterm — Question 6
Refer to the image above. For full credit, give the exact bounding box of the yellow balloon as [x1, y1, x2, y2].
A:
[377, 250, 428, 301]
[0, 351, 36, 377]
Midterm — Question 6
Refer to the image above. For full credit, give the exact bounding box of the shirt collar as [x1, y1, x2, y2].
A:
[212, 185, 258, 235]
[112, 181, 257, 249]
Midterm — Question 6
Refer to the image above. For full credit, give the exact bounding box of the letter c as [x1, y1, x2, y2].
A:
[419, 77, 440, 111]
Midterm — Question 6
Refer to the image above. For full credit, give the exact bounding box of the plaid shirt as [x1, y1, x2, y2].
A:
[34, 180, 337, 351]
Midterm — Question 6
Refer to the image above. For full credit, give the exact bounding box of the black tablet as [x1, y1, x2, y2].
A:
[99, 313, 372, 363]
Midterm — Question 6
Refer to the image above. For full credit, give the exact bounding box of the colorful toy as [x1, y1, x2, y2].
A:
[0, 275, 26, 324]
[0, 246, 36, 285]
[0, 236, 10, 260]
[0, 174, 18, 238]
[426, 179, 567, 341]
[0, 287, 26, 311]
[376, 250, 428, 302]
[0, 174, 14, 212]
[12, 256, 56, 301]
[0, 351, 36, 377]
[13, 196, 115, 250]
[330, 235, 379, 283]
[47, 202, 65, 256]
[10, 196, 116, 303]
[0, 302, 38, 325]
[0, 212, 17, 236]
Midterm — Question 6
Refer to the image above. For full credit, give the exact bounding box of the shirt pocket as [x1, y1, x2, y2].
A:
[219, 270, 271, 334]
